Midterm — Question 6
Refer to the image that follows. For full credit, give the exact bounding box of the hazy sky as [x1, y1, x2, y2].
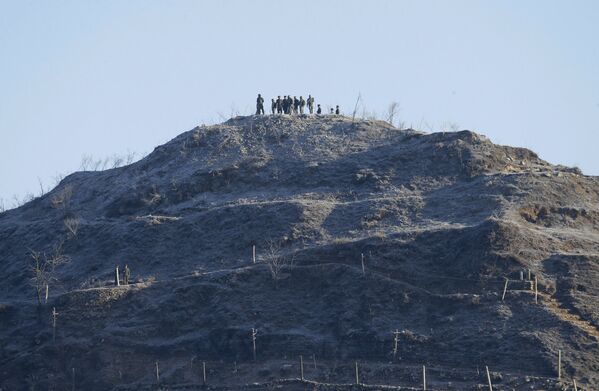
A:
[1, 0, 598, 205]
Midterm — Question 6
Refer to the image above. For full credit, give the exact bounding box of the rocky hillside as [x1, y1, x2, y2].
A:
[0, 115, 598, 390]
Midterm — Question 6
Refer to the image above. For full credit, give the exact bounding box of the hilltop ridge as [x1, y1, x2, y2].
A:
[0, 115, 598, 390]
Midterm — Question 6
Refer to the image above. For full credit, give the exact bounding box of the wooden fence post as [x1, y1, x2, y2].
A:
[361, 253, 365, 276]
[45, 284, 49, 304]
[115, 266, 120, 287]
[422, 365, 426, 390]
[393, 329, 400, 360]
[558, 350, 561, 379]
[252, 245, 256, 264]
[300, 355, 304, 381]
[155, 361, 160, 384]
[501, 278, 509, 301]
[355, 361, 359, 385]
[203, 361, 207, 385]
[51, 307, 58, 343]
[486, 366, 493, 391]
[573, 379, 578, 391]
[251, 328, 257, 361]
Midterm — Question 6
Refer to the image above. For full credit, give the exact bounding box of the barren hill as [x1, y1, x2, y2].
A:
[1, 115, 598, 390]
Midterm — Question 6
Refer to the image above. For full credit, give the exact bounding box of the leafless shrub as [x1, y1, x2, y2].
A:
[12, 193, 35, 208]
[80, 154, 93, 171]
[230, 104, 241, 118]
[50, 185, 73, 210]
[111, 154, 124, 169]
[82, 151, 137, 171]
[360, 108, 378, 121]
[92, 158, 101, 171]
[64, 217, 80, 237]
[53, 173, 65, 186]
[262, 240, 293, 284]
[142, 186, 162, 206]
[125, 150, 137, 165]
[442, 121, 460, 132]
[352, 92, 362, 122]
[37, 177, 46, 196]
[386, 102, 400, 126]
[29, 239, 70, 305]
[0, 198, 5, 213]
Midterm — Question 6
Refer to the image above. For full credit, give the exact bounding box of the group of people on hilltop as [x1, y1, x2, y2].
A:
[255, 94, 340, 116]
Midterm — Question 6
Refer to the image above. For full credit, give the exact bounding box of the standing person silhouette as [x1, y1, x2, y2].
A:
[256, 94, 265, 115]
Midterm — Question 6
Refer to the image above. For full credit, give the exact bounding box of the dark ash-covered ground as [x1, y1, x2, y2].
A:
[1, 115, 598, 390]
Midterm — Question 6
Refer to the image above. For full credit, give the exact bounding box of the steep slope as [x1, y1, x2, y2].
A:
[1, 115, 598, 390]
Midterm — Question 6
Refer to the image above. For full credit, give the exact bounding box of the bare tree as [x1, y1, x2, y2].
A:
[0, 198, 5, 213]
[64, 217, 80, 238]
[386, 102, 400, 127]
[142, 186, 162, 206]
[80, 154, 93, 171]
[125, 150, 137, 165]
[92, 158, 102, 171]
[12, 193, 34, 208]
[101, 157, 110, 170]
[53, 173, 65, 187]
[440, 121, 460, 132]
[29, 239, 70, 305]
[50, 185, 73, 210]
[37, 177, 46, 197]
[262, 240, 293, 285]
[111, 154, 124, 169]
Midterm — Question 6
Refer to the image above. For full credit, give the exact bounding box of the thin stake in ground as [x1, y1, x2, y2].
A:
[251, 328, 257, 361]
[51, 307, 58, 343]
[155, 361, 160, 384]
[392, 329, 400, 360]
[354, 361, 359, 385]
[202, 361, 207, 385]
[558, 350, 561, 379]
[422, 365, 426, 390]
[300, 355, 304, 381]
[361, 253, 365, 276]
[501, 277, 509, 301]
[486, 366, 493, 391]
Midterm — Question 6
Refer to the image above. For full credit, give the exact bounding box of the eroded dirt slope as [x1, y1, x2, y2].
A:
[1, 115, 598, 390]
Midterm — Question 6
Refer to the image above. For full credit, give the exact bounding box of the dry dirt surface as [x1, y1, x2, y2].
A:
[1, 115, 598, 390]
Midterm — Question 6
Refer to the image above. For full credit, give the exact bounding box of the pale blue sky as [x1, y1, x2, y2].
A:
[1, 1, 598, 205]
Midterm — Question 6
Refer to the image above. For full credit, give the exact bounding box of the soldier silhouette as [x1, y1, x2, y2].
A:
[307, 95, 314, 114]
[256, 94, 265, 115]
